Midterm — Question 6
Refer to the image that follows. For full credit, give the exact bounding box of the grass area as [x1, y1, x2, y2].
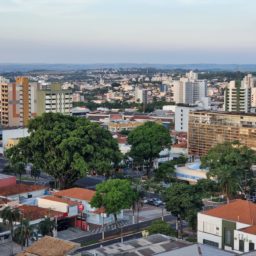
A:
[81, 239, 99, 247]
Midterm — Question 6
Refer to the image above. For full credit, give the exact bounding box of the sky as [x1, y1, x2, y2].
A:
[0, 0, 256, 64]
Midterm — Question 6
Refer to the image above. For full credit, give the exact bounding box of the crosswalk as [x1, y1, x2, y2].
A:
[89, 219, 131, 234]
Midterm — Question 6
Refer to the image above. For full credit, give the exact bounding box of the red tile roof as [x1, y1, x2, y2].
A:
[0, 184, 47, 197]
[18, 205, 63, 221]
[203, 199, 256, 225]
[54, 188, 96, 202]
[239, 225, 256, 235]
[42, 196, 79, 206]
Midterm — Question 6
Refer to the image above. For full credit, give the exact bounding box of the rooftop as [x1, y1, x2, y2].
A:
[202, 199, 256, 225]
[87, 234, 190, 256]
[54, 187, 96, 202]
[0, 184, 47, 197]
[18, 205, 63, 220]
[42, 195, 79, 206]
[17, 236, 80, 256]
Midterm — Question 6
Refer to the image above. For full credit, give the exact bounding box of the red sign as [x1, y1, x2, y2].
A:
[78, 204, 84, 212]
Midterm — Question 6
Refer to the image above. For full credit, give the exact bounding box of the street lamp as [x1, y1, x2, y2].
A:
[101, 212, 105, 240]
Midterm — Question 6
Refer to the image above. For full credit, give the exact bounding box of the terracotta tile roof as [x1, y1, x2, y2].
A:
[16, 236, 80, 256]
[203, 199, 256, 225]
[92, 207, 105, 214]
[43, 196, 79, 206]
[18, 205, 63, 221]
[54, 187, 96, 202]
[239, 225, 256, 235]
[0, 184, 47, 197]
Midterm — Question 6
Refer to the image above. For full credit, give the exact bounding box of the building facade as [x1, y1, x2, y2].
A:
[188, 111, 256, 156]
[0, 77, 37, 127]
[37, 84, 73, 115]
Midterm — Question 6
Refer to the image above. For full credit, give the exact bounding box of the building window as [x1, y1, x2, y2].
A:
[203, 239, 218, 248]
[239, 240, 244, 252]
[249, 242, 255, 251]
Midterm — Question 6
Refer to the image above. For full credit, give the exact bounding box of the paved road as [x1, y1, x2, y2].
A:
[0, 157, 7, 172]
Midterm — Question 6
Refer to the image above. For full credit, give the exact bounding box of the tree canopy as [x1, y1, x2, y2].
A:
[201, 141, 256, 199]
[164, 183, 203, 231]
[91, 179, 135, 223]
[128, 122, 171, 176]
[6, 113, 122, 188]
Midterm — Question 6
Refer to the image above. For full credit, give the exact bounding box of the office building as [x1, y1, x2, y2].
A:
[37, 84, 73, 115]
[188, 111, 256, 156]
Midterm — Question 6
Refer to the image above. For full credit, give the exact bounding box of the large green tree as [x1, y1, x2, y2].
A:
[39, 217, 56, 236]
[128, 122, 171, 176]
[13, 218, 32, 248]
[201, 141, 256, 200]
[164, 183, 203, 235]
[91, 179, 135, 228]
[6, 113, 122, 188]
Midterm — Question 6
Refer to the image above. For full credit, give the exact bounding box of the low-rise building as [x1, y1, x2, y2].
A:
[198, 199, 256, 254]
[17, 235, 80, 256]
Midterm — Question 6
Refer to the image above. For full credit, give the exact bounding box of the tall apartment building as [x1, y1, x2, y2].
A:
[37, 84, 72, 115]
[172, 71, 207, 105]
[188, 111, 256, 156]
[135, 87, 148, 104]
[224, 74, 256, 113]
[0, 77, 37, 127]
[224, 80, 251, 113]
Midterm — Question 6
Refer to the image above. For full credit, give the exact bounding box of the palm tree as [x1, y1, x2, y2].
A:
[39, 217, 56, 236]
[13, 218, 32, 249]
[30, 166, 41, 184]
[0, 206, 21, 236]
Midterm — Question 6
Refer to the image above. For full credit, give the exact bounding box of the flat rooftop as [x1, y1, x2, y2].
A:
[87, 234, 190, 256]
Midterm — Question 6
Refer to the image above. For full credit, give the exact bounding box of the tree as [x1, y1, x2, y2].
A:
[30, 166, 41, 183]
[147, 220, 176, 237]
[201, 141, 256, 200]
[13, 162, 26, 182]
[194, 179, 220, 198]
[13, 218, 32, 248]
[154, 161, 175, 182]
[91, 179, 135, 230]
[164, 183, 203, 235]
[0, 206, 21, 237]
[39, 217, 56, 236]
[128, 122, 171, 176]
[6, 113, 122, 188]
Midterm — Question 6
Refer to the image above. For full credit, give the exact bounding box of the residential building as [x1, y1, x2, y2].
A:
[53, 188, 123, 227]
[188, 111, 256, 157]
[37, 84, 72, 115]
[224, 80, 251, 113]
[175, 106, 197, 132]
[198, 199, 256, 254]
[172, 72, 207, 105]
[0, 77, 37, 127]
[17, 236, 80, 256]
[135, 87, 148, 104]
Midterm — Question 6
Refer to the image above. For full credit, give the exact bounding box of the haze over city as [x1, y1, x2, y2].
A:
[1, 0, 256, 64]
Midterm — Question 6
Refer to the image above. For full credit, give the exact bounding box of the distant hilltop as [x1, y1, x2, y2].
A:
[1, 63, 256, 73]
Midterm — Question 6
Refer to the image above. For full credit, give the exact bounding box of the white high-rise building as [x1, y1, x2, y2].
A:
[224, 75, 256, 113]
[135, 87, 148, 104]
[171, 71, 207, 105]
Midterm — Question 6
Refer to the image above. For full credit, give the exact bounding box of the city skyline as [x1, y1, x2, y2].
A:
[1, 0, 256, 64]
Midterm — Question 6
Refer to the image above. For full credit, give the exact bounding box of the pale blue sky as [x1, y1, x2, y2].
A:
[0, 0, 255, 64]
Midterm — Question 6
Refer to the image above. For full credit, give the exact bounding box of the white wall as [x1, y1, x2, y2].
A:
[7, 189, 46, 201]
[234, 230, 256, 253]
[38, 198, 68, 214]
[197, 213, 223, 249]
[0, 128, 29, 155]
[175, 106, 195, 132]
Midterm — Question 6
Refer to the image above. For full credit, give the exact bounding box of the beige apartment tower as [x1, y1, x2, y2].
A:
[188, 111, 256, 156]
[0, 77, 37, 127]
[37, 84, 72, 115]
